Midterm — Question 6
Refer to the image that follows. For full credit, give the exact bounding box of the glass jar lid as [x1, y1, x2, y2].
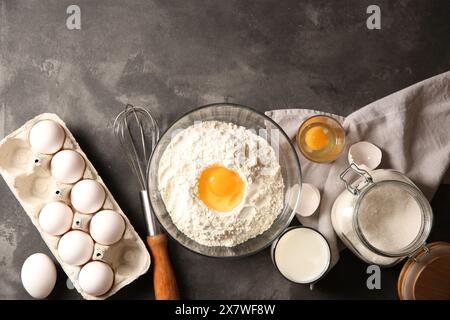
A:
[354, 179, 433, 258]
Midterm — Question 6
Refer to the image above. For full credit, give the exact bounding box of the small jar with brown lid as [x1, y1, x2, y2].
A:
[398, 242, 450, 300]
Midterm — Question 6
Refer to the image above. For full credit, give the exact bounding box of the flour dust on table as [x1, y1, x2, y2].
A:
[158, 121, 284, 247]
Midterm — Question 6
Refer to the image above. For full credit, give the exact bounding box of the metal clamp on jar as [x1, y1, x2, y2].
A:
[331, 163, 433, 267]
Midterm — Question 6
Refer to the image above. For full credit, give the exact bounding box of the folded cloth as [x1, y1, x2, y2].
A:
[266, 71, 450, 268]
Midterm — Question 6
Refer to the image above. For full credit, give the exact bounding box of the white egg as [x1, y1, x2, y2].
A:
[51, 150, 85, 184]
[21, 253, 57, 299]
[57, 230, 94, 265]
[90, 210, 125, 245]
[38, 201, 73, 236]
[78, 261, 114, 296]
[70, 179, 106, 214]
[29, 120, 65, 154]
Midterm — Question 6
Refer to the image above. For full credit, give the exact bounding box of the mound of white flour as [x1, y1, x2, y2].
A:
[158, 121, 284, 247]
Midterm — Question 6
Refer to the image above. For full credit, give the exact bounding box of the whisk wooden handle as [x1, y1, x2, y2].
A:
[146, 234, 180, 300]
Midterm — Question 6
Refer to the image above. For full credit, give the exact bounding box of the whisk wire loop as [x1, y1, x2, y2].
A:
[113, 104, 160, 191]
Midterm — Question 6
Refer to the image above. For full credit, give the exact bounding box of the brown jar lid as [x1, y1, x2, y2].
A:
[398, 242, 450, 300]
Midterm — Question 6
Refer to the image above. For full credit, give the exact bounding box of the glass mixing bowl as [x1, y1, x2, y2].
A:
[147, 103, 302, 258]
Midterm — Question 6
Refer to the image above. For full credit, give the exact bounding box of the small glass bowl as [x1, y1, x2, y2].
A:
[297, 115, 345, 163]
[147, 103, 302, 258]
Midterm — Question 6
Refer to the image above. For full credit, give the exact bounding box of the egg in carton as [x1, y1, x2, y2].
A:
[0, 113, 151, 300]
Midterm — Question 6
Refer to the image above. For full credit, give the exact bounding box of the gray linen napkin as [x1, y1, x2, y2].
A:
[266, 71, 450, 267]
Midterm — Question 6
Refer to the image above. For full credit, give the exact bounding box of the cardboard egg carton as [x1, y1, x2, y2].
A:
[0, 113, 151, 300]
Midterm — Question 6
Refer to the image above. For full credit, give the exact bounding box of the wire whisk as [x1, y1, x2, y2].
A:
[113, 104, 160, 236]
[113, 104, 179, 300]
[113, 104, 160, 190]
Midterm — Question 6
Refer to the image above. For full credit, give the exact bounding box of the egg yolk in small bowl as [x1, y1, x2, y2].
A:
[304, 126, 330, 151]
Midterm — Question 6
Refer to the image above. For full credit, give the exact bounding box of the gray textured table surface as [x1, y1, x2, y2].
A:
[1, 0, 450, 299]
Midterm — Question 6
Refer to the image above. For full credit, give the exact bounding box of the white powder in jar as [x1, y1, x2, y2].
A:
[157, 121, 284, 247]
[331, 170, 425, 266]
[357, 183, 422, 253]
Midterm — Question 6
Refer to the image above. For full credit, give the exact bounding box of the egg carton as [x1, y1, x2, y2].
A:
[0, 113, 151, 300]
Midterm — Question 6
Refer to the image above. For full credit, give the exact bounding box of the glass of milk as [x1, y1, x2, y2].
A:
[271, 226, 331, 288]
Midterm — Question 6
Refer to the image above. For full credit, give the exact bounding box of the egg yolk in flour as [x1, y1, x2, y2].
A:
[197, 165, 245, 212]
